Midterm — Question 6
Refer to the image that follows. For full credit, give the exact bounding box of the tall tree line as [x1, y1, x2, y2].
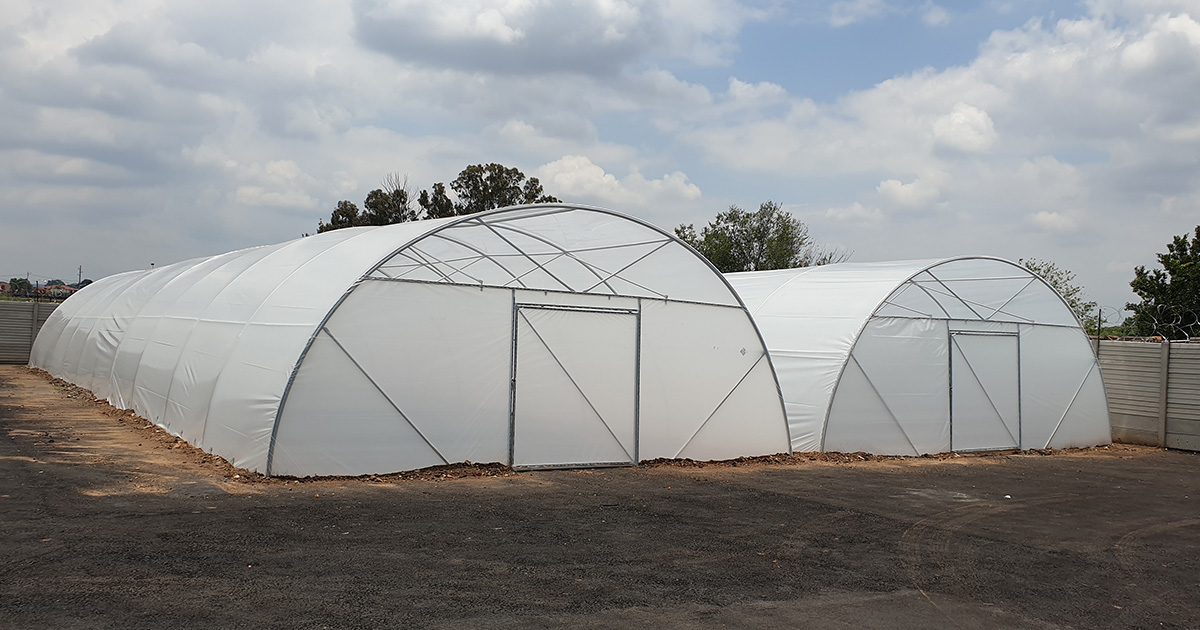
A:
[317, 163, 559, 233]
[675, 201, 849, 273]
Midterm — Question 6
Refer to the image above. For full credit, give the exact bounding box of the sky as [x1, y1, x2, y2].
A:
[2, 0, 1199, 317]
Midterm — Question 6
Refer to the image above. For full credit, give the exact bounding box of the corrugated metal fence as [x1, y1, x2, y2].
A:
[0, 301, 58, 364]
[1099, 339, 1200, 452]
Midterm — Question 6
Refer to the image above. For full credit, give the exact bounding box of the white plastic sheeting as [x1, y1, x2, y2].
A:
[32, 204, 788, 475]
[727, 257, 1111, 455]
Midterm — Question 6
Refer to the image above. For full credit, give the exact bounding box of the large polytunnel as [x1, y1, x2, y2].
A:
[727, 257, 1111, 456]
[32, 204, 789, 476]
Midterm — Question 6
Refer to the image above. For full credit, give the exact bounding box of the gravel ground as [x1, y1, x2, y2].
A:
[2, 365, 1198, 629]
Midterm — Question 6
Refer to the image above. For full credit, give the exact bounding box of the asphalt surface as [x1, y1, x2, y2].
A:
[2, 365, 1198, 629]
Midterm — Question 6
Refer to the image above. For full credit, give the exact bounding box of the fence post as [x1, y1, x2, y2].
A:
[1158, 340, 1170, 447]
[30, 300, 39, 360]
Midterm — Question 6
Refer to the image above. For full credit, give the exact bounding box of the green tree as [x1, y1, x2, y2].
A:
[317, 200, 365, 233]
[361, 187, 414, 225]
[362, 173, 417, 224]
[320, 165, 560, 232]
[420, 163, 559, 218]
[1019, 258, 1098, 331]
[1125, 225, 1200, 339]
[674, 201, 848, 273]
[8, 278, 32, 296]
[417, 182, 455, 219]
[318, 173, 415, 233]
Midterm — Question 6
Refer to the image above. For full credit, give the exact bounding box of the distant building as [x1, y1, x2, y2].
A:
[0, 281, 9, 294]
[39, 284, 78, 299]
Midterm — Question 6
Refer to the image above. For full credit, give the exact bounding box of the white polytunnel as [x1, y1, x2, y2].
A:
[31, 204, 790, 476]
[727, 257, 1111, 456]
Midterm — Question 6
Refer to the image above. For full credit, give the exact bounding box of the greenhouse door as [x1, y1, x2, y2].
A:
[950, 332, 1020, 452]
[511, 305, 638, 469]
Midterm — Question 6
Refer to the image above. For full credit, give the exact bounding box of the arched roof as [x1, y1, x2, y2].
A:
[32, 204, 754, 471]
[729, 256, 1080, 359]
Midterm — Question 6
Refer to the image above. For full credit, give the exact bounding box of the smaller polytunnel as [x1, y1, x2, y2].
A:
[727, 257, 1111, 456]
[31, 204, 789, 476]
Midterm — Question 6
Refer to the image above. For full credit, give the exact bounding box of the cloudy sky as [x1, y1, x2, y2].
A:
[3, 0, 1198, 314]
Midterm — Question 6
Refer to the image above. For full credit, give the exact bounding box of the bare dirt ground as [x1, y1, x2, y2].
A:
[2, 365, 1198, 629]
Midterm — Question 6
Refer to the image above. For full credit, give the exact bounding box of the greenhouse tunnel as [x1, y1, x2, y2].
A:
[728, 257, 1111, 456]
[32, 204, 790, 476]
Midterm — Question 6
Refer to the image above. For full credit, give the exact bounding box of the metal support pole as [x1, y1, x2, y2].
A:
[30, 300, 39, 356]
[1158, 340, 1170, 447]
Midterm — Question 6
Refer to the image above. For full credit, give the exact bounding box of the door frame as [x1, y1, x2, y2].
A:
[508, 302, 641, 469]
[949, 329, 1021, 452]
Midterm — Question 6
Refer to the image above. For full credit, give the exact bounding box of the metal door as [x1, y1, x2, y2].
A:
[511, 305, 638, 468]
[951, 332, 1020, 451]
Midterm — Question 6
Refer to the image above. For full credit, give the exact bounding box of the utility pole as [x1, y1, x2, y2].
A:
[78, 265, 82, 285]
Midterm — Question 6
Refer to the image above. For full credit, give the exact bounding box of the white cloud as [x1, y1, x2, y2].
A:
[1119, 13, 1200, 70]
[921, 2, 950, 27]
[825, 202, 884, 225]
[1086, 0, 1200, 23]
[182, 142, 239, 170]
[667, 5, 1200, 309]
[877, 176, 941, 207]
[235, 186, 319, 209]
[1029, 210, 1079, 233]
[265, 160, 303, 180]
[676, 6, 1200, 193]
[726, 77, 788, 109]
[536, 155, 702, 207]
[932, 102, 998, 153]
[537, 155, 627, 200]
[828, 0, 892, 27]
[354, 0, 758, 74]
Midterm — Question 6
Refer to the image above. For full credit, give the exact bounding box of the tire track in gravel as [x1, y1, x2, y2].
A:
[1112, 517, 1200, 615]
[898, 494, 1072, 622]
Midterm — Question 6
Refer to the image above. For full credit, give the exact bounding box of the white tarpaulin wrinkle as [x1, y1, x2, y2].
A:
[728, 256, 1111, 456]
[32, 204, 789, 476]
